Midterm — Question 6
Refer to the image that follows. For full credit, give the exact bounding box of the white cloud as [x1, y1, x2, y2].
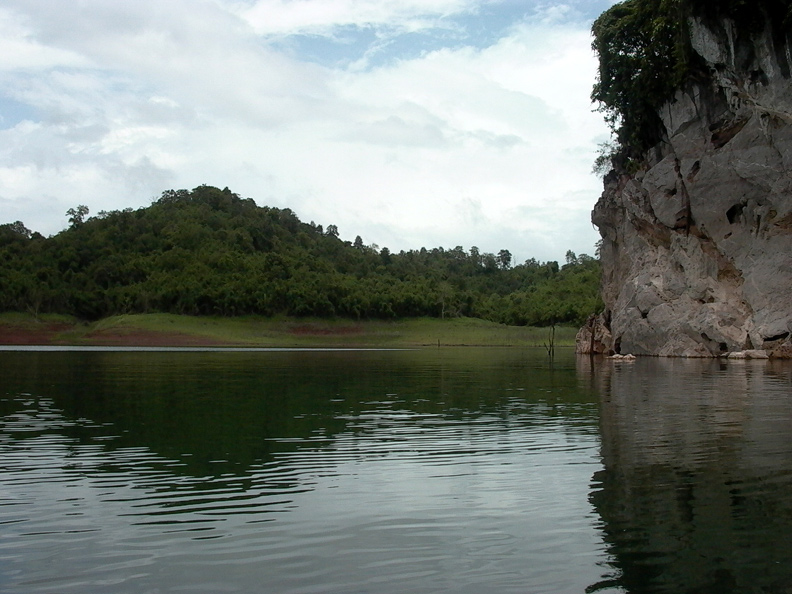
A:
[0, 7, 88, 70]
[236, 0, 478, 36]
[0, 0, 608, 262]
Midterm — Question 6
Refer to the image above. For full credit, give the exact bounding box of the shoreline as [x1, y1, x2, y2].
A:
[0, 313, 578, 349]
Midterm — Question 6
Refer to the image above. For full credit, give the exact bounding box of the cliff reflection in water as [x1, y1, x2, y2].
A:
[581, 356, 792, 594]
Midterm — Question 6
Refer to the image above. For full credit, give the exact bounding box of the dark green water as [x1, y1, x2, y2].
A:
[0, 348, 790, 593]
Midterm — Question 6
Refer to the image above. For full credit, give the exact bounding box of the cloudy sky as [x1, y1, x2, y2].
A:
[0, 0, 616, 264]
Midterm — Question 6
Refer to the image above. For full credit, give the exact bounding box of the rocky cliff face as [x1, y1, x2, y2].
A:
[578, 16, 792, 358]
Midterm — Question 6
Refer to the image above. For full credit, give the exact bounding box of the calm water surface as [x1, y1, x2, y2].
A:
[0, 348, 790, 593]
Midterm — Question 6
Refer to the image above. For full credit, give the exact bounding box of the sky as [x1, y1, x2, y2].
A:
[0, 0, 617, 264]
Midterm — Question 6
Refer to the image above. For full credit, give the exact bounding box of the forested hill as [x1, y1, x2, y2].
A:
[0, 185, 601, 325]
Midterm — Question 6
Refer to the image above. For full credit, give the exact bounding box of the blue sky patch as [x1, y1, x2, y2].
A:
[264, 0, 616, 69]
[0, 94, 38, 129]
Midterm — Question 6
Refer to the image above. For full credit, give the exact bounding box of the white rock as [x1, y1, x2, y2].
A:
[578, 15, 792, 359]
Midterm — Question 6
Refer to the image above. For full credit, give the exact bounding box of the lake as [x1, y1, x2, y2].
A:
[0, 347, 790, 593]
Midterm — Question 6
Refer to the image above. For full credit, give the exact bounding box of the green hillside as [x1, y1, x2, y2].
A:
[0, 185, 601, 326]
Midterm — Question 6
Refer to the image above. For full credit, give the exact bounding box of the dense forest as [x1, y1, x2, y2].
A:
[0, 186, 601, 326]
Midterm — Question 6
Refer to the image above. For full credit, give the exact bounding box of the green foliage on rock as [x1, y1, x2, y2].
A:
[592, 0, 688, 156]
[592, 0, 792, 161]
[0, 186, 602, 327]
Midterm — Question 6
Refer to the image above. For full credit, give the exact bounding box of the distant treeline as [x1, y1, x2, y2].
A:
[0, 185, 602, 325]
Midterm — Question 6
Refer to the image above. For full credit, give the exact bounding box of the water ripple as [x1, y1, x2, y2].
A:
[0, 354, 611, 594]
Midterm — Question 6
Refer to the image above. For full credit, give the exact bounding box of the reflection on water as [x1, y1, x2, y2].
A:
[583, 357, 792, 594]
[3, 349, 791, 594]
[0, 348, 607, 594]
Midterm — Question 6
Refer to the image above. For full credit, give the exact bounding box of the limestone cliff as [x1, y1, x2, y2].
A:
[578, 15, 792, 358]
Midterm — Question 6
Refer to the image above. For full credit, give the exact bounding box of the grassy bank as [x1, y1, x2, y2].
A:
[0, 312, 579, 348]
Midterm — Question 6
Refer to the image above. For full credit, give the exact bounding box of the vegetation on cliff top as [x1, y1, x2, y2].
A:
[592, 0, 792, 161]
[0, 185, 601, 327]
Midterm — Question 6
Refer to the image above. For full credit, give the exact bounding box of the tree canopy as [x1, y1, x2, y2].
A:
[0, 185, 602, 326]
